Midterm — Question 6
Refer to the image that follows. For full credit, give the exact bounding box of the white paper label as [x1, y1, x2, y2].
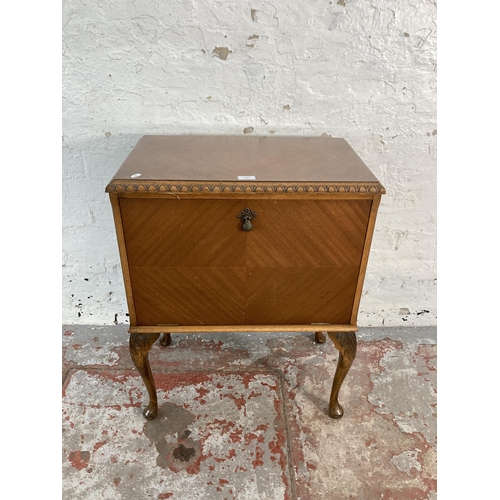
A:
[238, 175, 256, 180]
[131, 173, 142, 178]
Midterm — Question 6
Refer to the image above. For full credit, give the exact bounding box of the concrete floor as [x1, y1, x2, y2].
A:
[62, 325, 437, 500]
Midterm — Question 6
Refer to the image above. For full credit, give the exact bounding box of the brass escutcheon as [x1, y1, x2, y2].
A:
[236, 207, 258, 232]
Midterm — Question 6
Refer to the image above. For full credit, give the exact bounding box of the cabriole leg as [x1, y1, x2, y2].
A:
[315, 331, 326, 343]
[129, 333, 160, 420]
[327, 331, 357, 419]
[159, 332, 172, 346]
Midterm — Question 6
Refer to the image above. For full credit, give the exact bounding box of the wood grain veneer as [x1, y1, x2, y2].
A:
[118, 197, 371, 327]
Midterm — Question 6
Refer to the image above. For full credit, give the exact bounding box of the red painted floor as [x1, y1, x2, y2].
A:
[62, 326, 437, 500]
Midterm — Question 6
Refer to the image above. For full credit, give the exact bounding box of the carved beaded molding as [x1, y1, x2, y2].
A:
[106, 181, 386, 194]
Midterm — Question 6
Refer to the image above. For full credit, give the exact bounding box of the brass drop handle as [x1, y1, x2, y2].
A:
[237, 207, 258, 232]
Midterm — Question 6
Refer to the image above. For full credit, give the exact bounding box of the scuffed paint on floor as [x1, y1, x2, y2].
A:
[62, 326, 437, 500]
[63, 370, 292, 500]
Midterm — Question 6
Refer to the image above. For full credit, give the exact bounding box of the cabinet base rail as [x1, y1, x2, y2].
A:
[129, 324, 358, 334]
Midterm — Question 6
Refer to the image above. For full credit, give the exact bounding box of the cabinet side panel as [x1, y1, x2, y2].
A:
[350, 195, 382, 324]
[109, 193, 137, 325]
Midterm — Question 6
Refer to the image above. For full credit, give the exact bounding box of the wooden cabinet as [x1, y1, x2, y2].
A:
[106, 135, 385, 420]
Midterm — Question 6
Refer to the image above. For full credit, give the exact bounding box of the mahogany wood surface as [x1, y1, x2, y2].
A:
[108, 135, 380, 183]
[350, 194, 382, 323]
[119, 198, 371, 326]
[109, 193, 137, 325]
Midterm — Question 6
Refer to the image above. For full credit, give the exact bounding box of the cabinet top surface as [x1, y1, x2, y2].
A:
[106, 135, 384, 193]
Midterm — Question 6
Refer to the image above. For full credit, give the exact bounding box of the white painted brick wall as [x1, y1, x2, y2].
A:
[62, 0, 437, 327]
